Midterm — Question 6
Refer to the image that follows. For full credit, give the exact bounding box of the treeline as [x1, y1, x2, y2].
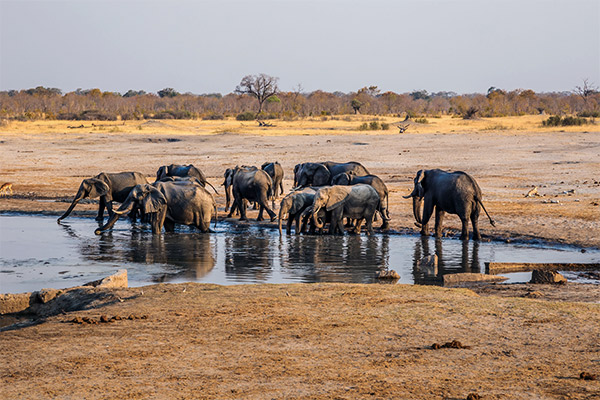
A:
[0, 85, 598, 121]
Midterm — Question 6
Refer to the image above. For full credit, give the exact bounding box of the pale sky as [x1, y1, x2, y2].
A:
[1, 0, 598, 94]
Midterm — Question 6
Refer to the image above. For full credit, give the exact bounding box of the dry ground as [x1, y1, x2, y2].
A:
[1, 116, 600, 399]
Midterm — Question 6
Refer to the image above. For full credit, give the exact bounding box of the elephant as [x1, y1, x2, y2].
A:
[223, 165, 257, 214]
[261, 161, 284, 204]
[403, 169, 496, 241]
[95, 179, 217, 235]
[227, 166, 276, 222]
[156, 164, 217, 193]
[311, 184, 380, 235]
[294, 161, 370, 188]
[58, 171, 148, 222]
[331, 172, 391, 229]
[278, 187, 317, 235]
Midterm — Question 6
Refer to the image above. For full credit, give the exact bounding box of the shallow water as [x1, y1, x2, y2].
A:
[1, 214, 599, 294]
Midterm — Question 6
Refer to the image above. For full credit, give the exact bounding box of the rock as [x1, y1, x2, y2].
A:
[530, 270, 567, 284]
[376, 270, 400, 280]
[580, 372, 597, 381]
[443, 273, 508, 286]
[525, 186, 539, 197]
[431, 340, 471, 350]
[84, 269, 128, 289]
[37, 288, 62, 304]
[418, 255, 438, 276]
[467, 394, 481, 400]
[522, 291, 544, 298]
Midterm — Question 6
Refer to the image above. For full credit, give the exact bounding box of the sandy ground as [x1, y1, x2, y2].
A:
[1, 119, 600, 399]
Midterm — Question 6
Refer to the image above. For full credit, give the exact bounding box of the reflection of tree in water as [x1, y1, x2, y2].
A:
[224, 231, 273, 282]
[412, 237, 481, 284]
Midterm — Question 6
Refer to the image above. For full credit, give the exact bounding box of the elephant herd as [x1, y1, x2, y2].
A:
[57, 161, 496, 241]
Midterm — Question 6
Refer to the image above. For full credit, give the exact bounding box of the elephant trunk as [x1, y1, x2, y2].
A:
[278, 205, 287, 235]
[57, 190, 85, 221]
[205, 180, 218, 194]
[95, 200, 134, 234]
[412, 196, 423, 226]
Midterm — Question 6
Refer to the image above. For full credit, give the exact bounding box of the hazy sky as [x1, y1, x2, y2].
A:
[1, 0, 598, 94]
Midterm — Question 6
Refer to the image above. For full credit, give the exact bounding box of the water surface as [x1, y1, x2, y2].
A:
[1, 214, 598, 294]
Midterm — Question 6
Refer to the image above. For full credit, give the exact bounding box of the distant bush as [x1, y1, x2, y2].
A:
[236, 111, 256, 121]
[414, 118, 429, 124]
[462, 107, 479, 120]
[151, 110, 194, 119]
[57, 110, 117, 121]
[542, 115, 589, 127]
[578, 110, 600, 118]
[203, 113, 224, 120]
[358, 121, 389, 131]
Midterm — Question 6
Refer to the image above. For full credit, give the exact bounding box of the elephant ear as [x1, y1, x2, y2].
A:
[142, 187, 167, 214]
[313, 165, 331, 186]
[86, 179, 110, 199]
[156, 166, 166, 181]
[325, 188, 350, 211]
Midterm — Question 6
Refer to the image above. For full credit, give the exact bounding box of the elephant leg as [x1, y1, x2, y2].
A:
[257, 204, 265, 221]
[96, 197, 106, 221]
[420, 201, 434, 236]
[239, 198, 248, 221]
[257, 193, 277, 222]
[287, 216, 294, 235]
[279, 182, 284, 196]
[163, 219, 176, 233]
[434, 209, 445, 238]
[353, 218, 364, 234]
[459, 217, 470, 241]
[471, 206, 481, 241]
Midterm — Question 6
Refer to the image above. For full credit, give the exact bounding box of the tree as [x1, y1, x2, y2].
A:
[351, 98, 363, 114]
[574, 78, 598, 111]
[235, 74, 279, 115]
[157, 88, 180, 98]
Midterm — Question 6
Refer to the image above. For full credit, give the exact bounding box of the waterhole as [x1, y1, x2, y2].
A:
[1, 214, 598, 294]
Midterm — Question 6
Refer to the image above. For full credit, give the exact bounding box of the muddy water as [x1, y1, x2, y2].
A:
[1, 214, 599, 294]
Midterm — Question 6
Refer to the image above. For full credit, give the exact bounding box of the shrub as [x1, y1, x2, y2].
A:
[236, 111, 256, 121]
[414, 118, 429, 124]
[369, 121, 380, 130]
[203, 113, 224, 120]
[578, 110, 600, 118]
[542, 115, 589, 127]
[462, 107, 479, 120]
[358, 121, 389, 131]
[380, 122, 390, 130]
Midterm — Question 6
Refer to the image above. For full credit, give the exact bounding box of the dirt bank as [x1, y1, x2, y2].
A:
[1, 282, 600, 399]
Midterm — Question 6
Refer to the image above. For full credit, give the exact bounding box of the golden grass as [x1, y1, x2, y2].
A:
[1, 114, 598, 136]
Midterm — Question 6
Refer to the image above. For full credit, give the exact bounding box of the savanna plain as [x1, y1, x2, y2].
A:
[1, 115, 600, 399]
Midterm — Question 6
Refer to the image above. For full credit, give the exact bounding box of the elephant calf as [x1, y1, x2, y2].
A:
[404, 169, 496, 240]
[278, 187, 316, 235]
[95, 180, 217, 235]
[58, 171, 148, 222]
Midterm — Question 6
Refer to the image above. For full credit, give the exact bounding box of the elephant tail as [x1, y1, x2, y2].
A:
[477, 198, 496, 227]
[206, 180, 218, 194]
[213, 201, 218, 230]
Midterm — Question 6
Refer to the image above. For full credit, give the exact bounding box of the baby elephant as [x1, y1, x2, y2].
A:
[404, 169, 495, 240]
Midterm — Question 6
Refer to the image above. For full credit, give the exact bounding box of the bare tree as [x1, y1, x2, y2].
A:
[574, 78, 598, 108]
[235, 74, 279, 115]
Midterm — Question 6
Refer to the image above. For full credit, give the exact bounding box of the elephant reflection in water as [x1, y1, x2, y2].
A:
[412, 237, 480, 284]
[224, 232, 273, 281]
[77, 227, 215, 280]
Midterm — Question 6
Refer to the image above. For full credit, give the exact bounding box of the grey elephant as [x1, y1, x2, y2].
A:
[311, 184, 380, 235]
[403, 169, 496, 240]
[156, 164, 217, 193]
[295, 161, 370, 188]
[58, 171, 148, 222]
[278, 187, 316, 235]
[227, 166, 276, 221]
[261, 161, 284, 203]
[95, 180, 217, 235]
[223, 165, 257, 214]
[331, 172, 391, 229]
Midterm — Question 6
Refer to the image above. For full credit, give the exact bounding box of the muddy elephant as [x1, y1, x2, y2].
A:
[331, 172, 391, 229]
[294, 161, 370, 188]
[311, 184, 380, 235]
[156, 164, 217, 193]
[278, 187, 316, 235]
[261, 161, 284, 203]
[58, 171, 148, 222]
[227, 167, 276, 222]
[403, 169, 496, 240]
[95, 180, 217, 235]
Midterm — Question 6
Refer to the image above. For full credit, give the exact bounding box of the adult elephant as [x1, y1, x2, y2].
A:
[278, 187, 316, 235]
[332, 172, 391, 229]
[223, 165, 257, 214]
[261, 161, 284, 203]
[58, 172, 148, 222]
[295, 161, 370, 188]
[403, 169, 496, 240]
[95, 180, 217, 235]
[227, 166, 276, 222]
[156, 164, 217, 193]
[311, 184, 380, 235]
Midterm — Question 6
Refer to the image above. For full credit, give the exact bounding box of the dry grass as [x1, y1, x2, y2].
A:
[2, 115, 598, 137]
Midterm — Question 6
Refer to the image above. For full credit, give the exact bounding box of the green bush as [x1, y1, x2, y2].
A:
[542, 115, 589, 127]
[414, 118, 429, 124]
[578, 110, 600, 118]
[236, 111, 256, 121]
[380, 122, 390, 130]
[358, 121, 389, 131]
[369, 121, 380, 130]
[203, 113, 224, 120]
